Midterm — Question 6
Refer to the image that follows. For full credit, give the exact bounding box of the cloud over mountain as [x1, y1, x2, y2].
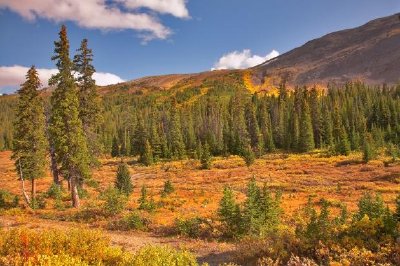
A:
[212, 49, 279, 70]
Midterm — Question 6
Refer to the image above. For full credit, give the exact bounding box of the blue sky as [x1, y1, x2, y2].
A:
[0, 0, 399, 93]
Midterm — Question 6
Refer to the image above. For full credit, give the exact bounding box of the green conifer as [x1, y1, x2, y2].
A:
[115, 162, 132, 196]
[299, 99, 315, 152]
[49, 25, 91, 207]
[73, 39, 103, 164]
[12, 66, 48, 206]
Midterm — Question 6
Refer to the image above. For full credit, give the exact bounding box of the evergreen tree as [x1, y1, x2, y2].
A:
[395, 193, 400, 221]
[242, 145, 255, 167]
[49, 25, 91, 207]
[336, 126, 351, 156]
[363, 133, 375, 163]
[243, 177, 261, 235]
[259, 103, 275, 152]
[141, 139, 154, 166]
[245, 102, 263, 155]
[115, 162, 132, 196]
[12, 66, 48, 206]
[218, 186, 242, 237]
[111, 136, 120, 157]
[321, 103, 334, 147]
[73, 39, 103, 163]
[161, 179, 174, 197]
[299, 99, 315, 152]
[138, 185, 155, 211]
[259, 184, 281, 233]
[200, 142, 212, 169]
[169, 104, 186, 159]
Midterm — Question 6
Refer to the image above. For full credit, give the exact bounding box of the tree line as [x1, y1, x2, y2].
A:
[4, 24, 400, 208]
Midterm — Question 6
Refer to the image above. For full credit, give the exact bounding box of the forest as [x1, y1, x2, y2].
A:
[1, 24, 400, 266]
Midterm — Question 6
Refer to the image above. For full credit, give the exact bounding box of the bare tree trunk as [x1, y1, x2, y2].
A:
[67, 177, 71, 191]
[18, 160, 31, 206]
[70, 176, 80, 208]
[31, 178, 36, 202]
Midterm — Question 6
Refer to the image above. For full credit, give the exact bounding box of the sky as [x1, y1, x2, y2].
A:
[0, 0, 399, 94]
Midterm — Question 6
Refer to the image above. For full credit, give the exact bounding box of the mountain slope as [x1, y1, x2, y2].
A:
[98, 13, 400, 95]
[251, 13, 400, 86]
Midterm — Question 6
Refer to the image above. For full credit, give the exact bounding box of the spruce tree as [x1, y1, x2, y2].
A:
[218, 186, 242, 237]
[115, 162, 132, 196]
[49, 25, 91, 208]
[299, 99, 315, 152]
[395, 193, 400, 221]
[242, 145, 255, 167]
[111, 136, 120, 157]
[336, 126, 351, 156]
[73, 39, 103, 163]
[259, 103, 275, 152]
[169, 104, 186, 159]
[200, 142, 212, 169]
[243, 177, 261, 235]
[161, 179, 174, 197]
[362, 133, 375, 163]
[141, 139, 154, 166]
[12, 66, 48, 206]
[245, 102, 263, 155]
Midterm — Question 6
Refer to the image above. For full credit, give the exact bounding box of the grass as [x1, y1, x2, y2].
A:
[0, 150, 399, 229]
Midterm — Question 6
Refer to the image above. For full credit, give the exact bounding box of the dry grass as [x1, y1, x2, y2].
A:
[1, 150, 399, 227]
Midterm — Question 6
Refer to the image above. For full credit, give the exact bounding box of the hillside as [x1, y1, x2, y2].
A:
[249, 13, 400, 87]
[101, 13, 400, 95]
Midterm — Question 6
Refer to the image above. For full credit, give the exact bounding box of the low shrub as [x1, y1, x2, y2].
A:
[174, 217, 212, 238]
[0, 190, 19, 209]
[130, 245, 200, 266]
[108, 212, 149, 231]
[0, 228, 132, 265]
[101, 187, 127, 216]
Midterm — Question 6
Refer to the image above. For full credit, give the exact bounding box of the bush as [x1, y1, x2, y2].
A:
[138, 185, 155, 211]
[109, 212, 149, 231]
[0, 228, 131, 265]
[130, 245, 199, 266]
[174, 217, 211, 238]
[102, 187, 127, 216]
[0, 190, 19, 209]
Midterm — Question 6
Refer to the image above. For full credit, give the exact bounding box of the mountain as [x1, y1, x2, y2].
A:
[251, 13, 400, 87]
[102, 13, 400, 95]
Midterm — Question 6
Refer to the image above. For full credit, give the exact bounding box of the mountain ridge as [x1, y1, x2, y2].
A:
[102, 13, 400, 94]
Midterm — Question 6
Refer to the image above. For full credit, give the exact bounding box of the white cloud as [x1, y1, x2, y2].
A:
[120, 0, 189, 18]
[0, 65, 125, 92]
[0, 0, 190, 41]
[212, 49, 279, 70]
[93, 72, 125, 86]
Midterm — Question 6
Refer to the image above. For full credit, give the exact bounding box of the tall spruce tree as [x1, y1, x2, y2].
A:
[141, 139, 154, 166]
[49, 25, 91, 208]
[73, 39, 103, 164]
[169, 104, 186, 159]
[12, 66, 48, 206]
[111, 136, 120, 157]
[299, 99, 315, 152]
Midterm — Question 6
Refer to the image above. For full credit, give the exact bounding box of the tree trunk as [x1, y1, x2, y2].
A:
[18, 160, 31, 206]
[71, 176, 80, 208]
[45, 107, 60, 185]
[31, 178, 36, 202]
[49, 143, 60, 185]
